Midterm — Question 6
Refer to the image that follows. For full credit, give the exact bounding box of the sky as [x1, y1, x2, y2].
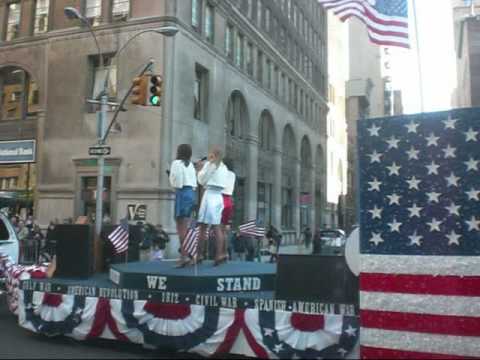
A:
[390, 0, 457, 114]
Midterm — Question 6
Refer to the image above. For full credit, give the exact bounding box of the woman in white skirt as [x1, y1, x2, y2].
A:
[195, 147, 229, 266]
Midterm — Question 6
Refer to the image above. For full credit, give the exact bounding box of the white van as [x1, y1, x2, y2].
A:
[0, 213, 19, 265]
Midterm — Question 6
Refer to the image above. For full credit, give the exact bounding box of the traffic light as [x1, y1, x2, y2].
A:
[131, 75, 148, 105]
[148, 75, 163, 106]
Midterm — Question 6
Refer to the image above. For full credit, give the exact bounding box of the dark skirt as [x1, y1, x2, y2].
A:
[175, 187, 196, 219]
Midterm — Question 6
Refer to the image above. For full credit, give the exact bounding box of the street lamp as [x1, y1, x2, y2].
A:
[64, 6, 178, 237]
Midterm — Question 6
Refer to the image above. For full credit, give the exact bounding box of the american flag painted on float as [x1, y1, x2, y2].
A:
[357, 108, 480, 359]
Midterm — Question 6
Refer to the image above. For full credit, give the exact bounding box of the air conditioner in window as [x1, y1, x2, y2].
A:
[112, 12, 128, 21]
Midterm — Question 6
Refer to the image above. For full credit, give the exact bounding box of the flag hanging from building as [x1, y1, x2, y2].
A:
[239, 220, 265, 238]
[318, 0, 410, 48]
[108, 218, 129, 255]
[184, 222, 200, 258]
[358, 108, 480, 358]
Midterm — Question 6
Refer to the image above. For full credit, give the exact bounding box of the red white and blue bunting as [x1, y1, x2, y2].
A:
[1, 256, 359, 358]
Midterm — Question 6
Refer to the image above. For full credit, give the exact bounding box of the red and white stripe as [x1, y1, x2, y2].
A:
[360, 255, 480, 359]
[318, 0, 410, 48]
[184, 226, 200, 258]
[108, 226, 129, 254]
[239, 221, 265, 238]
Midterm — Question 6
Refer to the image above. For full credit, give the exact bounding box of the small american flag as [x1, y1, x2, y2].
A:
[318, 0, 410, 48]
[108, 218, 129, 255]
[184, 223, 200, 258]
[358, 109, 480, 358]
[239, 220, 265, 238]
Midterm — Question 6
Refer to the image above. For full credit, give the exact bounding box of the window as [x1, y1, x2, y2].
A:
[273, 66, 279, 97]
[280, 73, 285, 100]
[235, 33, 244, 68]
[34, 0, 49, 34]
[112, 0, 129, 19]
[257, 50, 263, 84]
[194, 64, 209, 122]
[90, 55, 117, 103]
[266, 59, 271, 90]
[85, 0, 102, 26]
[257, 182, 272, 226]
[6, 2, 21, 41]
[265, 8, 271, 32]
[282, 187, 293, 228]
[257, 0, 263, 27]
[0, 67, 39, 121]
[205, 4, 214, 43]
[192, 0, 202, 29]
[246, 43, 253, 76]
[225, 24, 233, 59]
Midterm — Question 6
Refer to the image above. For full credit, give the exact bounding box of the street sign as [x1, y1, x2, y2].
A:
[89, 146, 111, 156]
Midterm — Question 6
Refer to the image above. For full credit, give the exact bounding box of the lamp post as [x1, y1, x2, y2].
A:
[64, 7, 178, 237]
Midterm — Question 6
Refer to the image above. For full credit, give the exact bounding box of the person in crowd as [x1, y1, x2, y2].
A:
[266, 225, 282, 254]
[268, 238, 278, 263]
[312, 228, 323, 255]
[221, 158, 236, 258]
[169, 144, 197, 268]
[196, 146, 229, 266]
[150, 224, 170, 261]
[44, 220, 57, 257]
[303, 226, 312, 250]
[231, 230, 245, 261]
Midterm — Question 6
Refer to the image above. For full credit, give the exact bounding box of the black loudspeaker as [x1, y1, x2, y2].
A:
[101, 224, 142, 271]
[55, 224, 94, 278]
[275, 254, 359, 304]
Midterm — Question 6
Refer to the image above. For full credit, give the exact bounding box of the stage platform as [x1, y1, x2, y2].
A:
[109, 260, 276, 294]
[2, 257, 360, 359]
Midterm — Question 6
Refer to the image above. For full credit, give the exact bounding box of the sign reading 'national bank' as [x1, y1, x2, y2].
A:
[0, 140, 36, 164]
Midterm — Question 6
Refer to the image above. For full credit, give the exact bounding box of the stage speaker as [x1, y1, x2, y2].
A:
[101, 224, 142, 270]
[275, 254, 359, 304]
[55, 224, 94, 278]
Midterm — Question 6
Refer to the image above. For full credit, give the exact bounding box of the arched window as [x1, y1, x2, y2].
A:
[258, 110, 274, 151]
[226, 91, 248, 139]
[0, 67, 39, 121]
[281, 125, 296, 229]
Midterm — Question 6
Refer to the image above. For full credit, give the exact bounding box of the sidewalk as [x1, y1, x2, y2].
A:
[278, 244, 310, 255]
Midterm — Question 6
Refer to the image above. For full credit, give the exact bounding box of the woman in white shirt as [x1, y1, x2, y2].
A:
[195, 146, 229, 266]
[169, 144, 197, 268]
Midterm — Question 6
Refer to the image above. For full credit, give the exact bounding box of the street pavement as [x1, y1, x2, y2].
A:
[0, 293, 203, 359]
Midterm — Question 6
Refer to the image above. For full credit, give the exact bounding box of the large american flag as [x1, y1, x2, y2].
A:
[239, 220, 265, 238]
[108, 218, 129, 255]
[358, 109, 480, 358]
[318, 0, 410, 48]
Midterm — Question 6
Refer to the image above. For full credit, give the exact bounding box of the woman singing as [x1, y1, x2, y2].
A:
[195, 146, 229, 266]
[169, 144, 197, 268]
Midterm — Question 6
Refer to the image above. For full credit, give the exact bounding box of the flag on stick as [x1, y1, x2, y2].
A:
[318, 0, 410, 48]
[239, 220, 265, 238]
[184, 223, 200, 258]
[108, 218, 129, 254]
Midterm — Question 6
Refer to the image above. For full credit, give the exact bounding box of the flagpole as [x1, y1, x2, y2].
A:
[411, 0, 425, 113]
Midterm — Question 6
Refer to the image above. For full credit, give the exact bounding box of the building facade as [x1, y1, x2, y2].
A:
[452, 0, 480, 107]
[325, 11, 348, 230]
[0, 0, 329, 256]
[344, 17, 387, 233]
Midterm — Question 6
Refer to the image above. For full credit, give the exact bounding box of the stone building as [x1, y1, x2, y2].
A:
[0, 0, 329, 256]
[452, 0, 480, 107]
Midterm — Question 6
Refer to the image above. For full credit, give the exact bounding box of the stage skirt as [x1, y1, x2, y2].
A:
[221, 195, 234, 225]
[198, 186, 224, 225]
[175, 186, 196, 219]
